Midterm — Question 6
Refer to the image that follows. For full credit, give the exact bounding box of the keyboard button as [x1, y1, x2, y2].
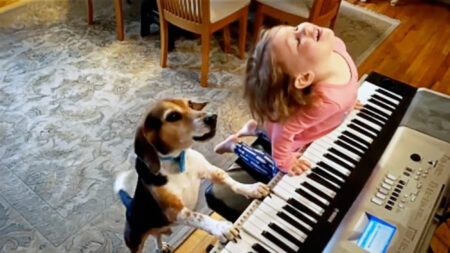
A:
[371, 197, 383, 205]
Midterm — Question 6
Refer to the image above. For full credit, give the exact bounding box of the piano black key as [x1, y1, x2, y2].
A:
[328, 148, 358, 165]
[324, 153, 354, 171]
[317, 161, 348, 179]
[373, 94, 398, 108]
[368, 97, 395, 112]
[352, 119, 379, 135]
[312, 165, 345, 185]
[252, 243, 272, 253]
[261, 230, 296, 253]
[295, 188, 327, 209]
[307, 173, 340, 192]
[342, 130, 371, 147]
[283, 204, 315, 228]
[302, 181, 333, 202]
[376, 88, 402, 102]
[287, 198, 321, 220]
[348, 124, 377, 140]
[360, 108, 387, 123]
[277, 211, 311, 235]
[269, 222, 303, 246]
[357, 111, 385, 127]
[365, 104, 390, 119]
[339, 135, 368, 152]
[334, 140, 364, 157]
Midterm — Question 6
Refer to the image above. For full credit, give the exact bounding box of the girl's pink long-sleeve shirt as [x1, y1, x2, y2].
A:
[265, 37, 359, 172]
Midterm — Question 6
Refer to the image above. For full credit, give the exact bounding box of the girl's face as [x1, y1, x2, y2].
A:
[270, 22, 335, 78]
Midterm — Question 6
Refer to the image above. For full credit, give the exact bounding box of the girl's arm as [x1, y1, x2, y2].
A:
[271, 99, 340, 173]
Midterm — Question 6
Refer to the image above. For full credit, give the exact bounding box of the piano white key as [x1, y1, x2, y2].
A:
[263, 195, 317, 224]
[254, 209, 307, 245]
[357, 81, 378, 103]
[374, 88, 402, 104]
[314, 138, 361, 162]
[366, 100, 392, 116]
[280, 176, 332, 207]
[303, 150, 351, 177]
[321, 129, 343, 141]
[354, 115, 383, 132]
[320, 147, 356, 168]
[304, 175, 337, 198]
[248, 215, 300, 252]
[370, 96, 396, 111]
[279, 173, 307, 191]
[275, 180, 324, 216]
[242, 217, 292, 252]
[224, 230, 276, 253]
[262, 195, 316, 230]
[278, 178, 329, 207]
[242, 220, 285, 253]
[298, 184, 330, 206]
[345, 127, 373, 145]
[256, 204, 308, 240]
[220, 247, 232, 253]
[318, 137, 361, 161]
[314, 164, 346, 183]
[334, 136, 367, 154]
[282, 164, 341, 195]
[359, 81, 402, 104]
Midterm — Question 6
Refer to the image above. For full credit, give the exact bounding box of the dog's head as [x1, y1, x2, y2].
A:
[134, 99, 217, 178]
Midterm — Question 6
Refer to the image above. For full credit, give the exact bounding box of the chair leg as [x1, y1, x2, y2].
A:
[330, 15, 338, 30]
[114, 0, 124, 41]
[160, 20, 169, 67]
[223, 25, 231, 54]
[200, 33, 211, 87]
[86, 0, 93, 25]
[238, 6, 249, 59]
[253, 3, 264, 46]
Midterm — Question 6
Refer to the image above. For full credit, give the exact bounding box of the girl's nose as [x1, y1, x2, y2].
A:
[294, 25, 304, 38]
[303, 26, 314, 37]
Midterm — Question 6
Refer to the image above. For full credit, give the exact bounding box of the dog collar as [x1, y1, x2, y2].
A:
[160, 150, 186, 172]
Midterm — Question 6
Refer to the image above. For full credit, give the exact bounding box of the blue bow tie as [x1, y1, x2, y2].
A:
[160, 150, 186, 172]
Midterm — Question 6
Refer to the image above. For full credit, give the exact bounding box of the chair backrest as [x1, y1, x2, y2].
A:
[310, 0, 342, 27]
[157, 0, 210, 32]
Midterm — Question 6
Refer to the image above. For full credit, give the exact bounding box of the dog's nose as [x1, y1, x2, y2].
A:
[204, 114, 217, 125]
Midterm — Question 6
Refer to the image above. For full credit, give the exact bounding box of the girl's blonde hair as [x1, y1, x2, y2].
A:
[244, 26, 312, 124]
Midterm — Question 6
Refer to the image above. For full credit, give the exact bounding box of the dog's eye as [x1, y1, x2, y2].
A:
[166, 112, 181, 122]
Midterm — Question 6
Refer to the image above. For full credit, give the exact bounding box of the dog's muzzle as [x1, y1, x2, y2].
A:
[204, 114, 217, 127]
[193, 114, 217, 141]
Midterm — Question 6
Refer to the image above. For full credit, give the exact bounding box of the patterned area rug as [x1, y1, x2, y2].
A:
[0, 1, 399, 252]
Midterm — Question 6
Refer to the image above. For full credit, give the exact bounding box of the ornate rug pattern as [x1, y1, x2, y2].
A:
[0, 1, 399, 252]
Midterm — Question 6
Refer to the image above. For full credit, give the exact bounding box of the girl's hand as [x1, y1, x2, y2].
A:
[288, 153, 311, 176]
[354, 100, 363, 110]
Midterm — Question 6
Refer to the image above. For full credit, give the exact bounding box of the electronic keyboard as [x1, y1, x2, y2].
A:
[210, 72, 450, 253]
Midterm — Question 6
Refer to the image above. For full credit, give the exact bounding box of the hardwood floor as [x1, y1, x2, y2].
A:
[0, 0, 33, 14]
[176, 0, 449, 252]
[352, 0, 450, 95]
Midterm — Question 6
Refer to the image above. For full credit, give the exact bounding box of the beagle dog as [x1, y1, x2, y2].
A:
[114, 99, 270, 253]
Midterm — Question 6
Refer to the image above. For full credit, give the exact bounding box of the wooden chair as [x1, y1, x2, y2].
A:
[254, 0, 342, 44]
[86, 0, 125, 41]
[156, 0, 251, 87]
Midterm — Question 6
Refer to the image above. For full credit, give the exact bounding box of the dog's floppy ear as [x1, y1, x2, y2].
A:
[134, 126, 162, 184]
[188, 100, 207, 111]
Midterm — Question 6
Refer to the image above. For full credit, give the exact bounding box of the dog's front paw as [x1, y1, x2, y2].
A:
[156, 242, 172, 253]
[214, 221, 240, 243]
[241, 182, 270, 199]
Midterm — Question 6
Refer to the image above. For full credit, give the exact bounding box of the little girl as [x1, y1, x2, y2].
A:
[215, 22, 360, 178]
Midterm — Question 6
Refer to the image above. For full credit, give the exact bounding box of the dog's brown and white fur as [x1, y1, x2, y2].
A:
[114, 99, 270, 253]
